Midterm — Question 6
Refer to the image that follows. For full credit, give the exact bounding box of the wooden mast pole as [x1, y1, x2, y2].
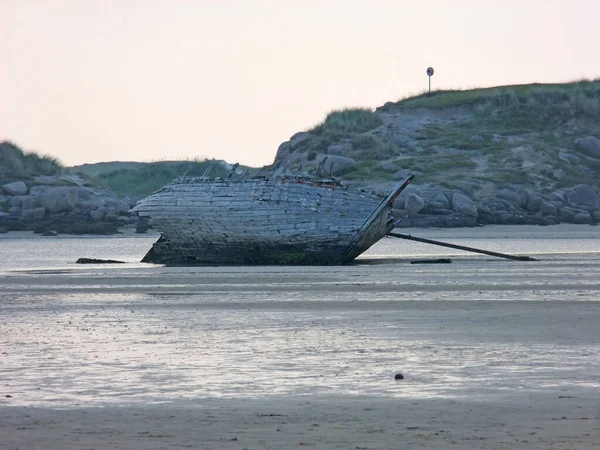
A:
[387, 231, 538, 261]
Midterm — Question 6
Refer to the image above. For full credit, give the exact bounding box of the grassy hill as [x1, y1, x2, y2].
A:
[0, 140, 64, 182]
[0, 141, 250, 203]
[69, 161, 148, 178]
[274, 79, 600, 193]
[69, 159, 245, 200]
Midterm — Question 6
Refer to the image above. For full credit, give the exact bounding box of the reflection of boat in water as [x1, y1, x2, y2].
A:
[133, 174, 413, 265]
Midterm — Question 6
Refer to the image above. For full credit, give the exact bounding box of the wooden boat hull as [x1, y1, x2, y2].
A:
[133, 175, 413, 265]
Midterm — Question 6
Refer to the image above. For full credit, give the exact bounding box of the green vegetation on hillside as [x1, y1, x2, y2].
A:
[69, 161, 148, 177]
[382, 80, 600, 140]
[274, 80, 600, 192]
[310, 108, 383, 137]
[388, 79, 600, 112]
[0, 140, 63, 182]
[84, 159, 232, 200]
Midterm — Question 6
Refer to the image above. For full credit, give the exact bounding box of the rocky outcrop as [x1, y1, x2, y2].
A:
[266, 82, 600, 228]
[0, 174, 136, 234]
[290, 132, 312, 149]
[574, 136, 600, 158]
[328, 143, 352, 155]
[566, 184, 600, 209]
[35, 187, 80, 213]
[540, 201, 557, 216]
[451, 193, 478, 218]
[390, 183, 600, 228]
[405, 194, 425, 215]
[2, 181, 27, 196]
[275, 141, 292, 162]
[315, 155, 356, 176]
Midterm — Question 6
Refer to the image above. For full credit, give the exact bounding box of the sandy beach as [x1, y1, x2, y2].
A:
[2, 394, 598, 450]
[1, 228, 600, 449]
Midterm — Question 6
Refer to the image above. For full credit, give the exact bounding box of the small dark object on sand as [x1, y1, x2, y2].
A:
[394, 373, 404, 380]
[76, 258, 125, 264]
[410, 258, 452, 264]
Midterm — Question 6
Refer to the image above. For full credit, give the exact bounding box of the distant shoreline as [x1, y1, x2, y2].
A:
[0, 226, 160, 239]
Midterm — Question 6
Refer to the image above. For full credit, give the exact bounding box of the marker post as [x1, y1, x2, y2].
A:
[426, 67, 434, 93]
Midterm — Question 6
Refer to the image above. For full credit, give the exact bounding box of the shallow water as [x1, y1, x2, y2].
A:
[2, 224, 600, 272]
[1, 225, 600, 407]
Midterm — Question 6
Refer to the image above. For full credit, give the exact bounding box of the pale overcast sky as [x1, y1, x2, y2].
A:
[1, 0, 599, 167]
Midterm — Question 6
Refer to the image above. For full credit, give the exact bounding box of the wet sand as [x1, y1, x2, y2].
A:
[2, 395, 598, 450]
[1, 254, 600, 449]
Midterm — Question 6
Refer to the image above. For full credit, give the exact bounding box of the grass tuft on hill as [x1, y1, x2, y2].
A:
[0, 140, 63, 182]
[383, 79, 600, 118]
[310, 108, 383, 137]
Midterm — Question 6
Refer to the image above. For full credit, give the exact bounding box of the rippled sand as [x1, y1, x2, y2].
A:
[1, 251, 600, 448]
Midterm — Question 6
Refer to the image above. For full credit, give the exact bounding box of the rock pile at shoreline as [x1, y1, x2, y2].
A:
[389, 182, 600, 228]
[0, 175, 136, 234]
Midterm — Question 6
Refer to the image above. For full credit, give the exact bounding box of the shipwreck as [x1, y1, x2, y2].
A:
[133, 173, 414, 265]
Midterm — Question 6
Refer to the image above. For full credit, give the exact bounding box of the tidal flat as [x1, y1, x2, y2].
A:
[1, 225, 599, 448]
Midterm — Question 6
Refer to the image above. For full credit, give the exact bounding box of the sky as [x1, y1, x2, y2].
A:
[1, 0, 599, 168]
